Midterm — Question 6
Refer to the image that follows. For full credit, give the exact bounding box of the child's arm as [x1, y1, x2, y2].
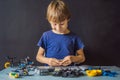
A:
[36, 47, 61, 66]
[72, 49, 85, 63]
[61, 49, 85, 66]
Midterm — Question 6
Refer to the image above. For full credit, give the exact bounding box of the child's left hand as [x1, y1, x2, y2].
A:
[60, 56, 73, 66]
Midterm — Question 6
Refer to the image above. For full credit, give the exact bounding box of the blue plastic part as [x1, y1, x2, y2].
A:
[102, 70, 118, 77]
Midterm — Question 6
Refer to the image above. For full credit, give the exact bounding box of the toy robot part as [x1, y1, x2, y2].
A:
[4, 62, 11, 68]
[52, 68, 84, 77]
[9, 72, 19, 78]
[86, 69, 102, 77]
[35, 67, 55, 76]
[102, 70, 118, 77]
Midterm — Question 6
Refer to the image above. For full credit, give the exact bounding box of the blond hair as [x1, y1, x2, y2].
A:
[46, 0, 71, 23]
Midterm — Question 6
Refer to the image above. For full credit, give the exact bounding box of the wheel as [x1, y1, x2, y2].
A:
[4, 62, 11, 68]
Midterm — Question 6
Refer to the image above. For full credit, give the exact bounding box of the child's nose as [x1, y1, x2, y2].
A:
[57, 24, 61, 28]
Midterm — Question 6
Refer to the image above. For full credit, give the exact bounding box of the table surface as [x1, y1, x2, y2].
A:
[0, 66, 120, 80]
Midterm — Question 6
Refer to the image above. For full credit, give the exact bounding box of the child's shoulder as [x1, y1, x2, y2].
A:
[43, 30, 52, 35]
[69, 31, 78, 37]
[69, 32, 83, 40]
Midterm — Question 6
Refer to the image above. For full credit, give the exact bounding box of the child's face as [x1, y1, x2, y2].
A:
[50, 19, 69, 34]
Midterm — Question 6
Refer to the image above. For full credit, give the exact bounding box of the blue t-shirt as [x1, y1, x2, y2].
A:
[37, 30, 84, 60]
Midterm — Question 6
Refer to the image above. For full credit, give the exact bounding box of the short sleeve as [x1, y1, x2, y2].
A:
[37, 32, 47, 49]
[75, 37, 84, 50]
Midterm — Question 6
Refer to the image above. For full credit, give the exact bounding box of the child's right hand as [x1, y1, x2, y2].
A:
[48, 58, 61, 66]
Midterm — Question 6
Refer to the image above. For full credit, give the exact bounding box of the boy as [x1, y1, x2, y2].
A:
[36, 0, 85, 66]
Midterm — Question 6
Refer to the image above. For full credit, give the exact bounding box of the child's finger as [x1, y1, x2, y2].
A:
[52, 61, 61, 66]
[54, 58, 61, 63]
[61, 60, 68, 65]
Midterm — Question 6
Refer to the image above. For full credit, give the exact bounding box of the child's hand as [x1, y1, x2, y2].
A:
[48, 58, 61, 66]
[60, 56, 73, 66]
